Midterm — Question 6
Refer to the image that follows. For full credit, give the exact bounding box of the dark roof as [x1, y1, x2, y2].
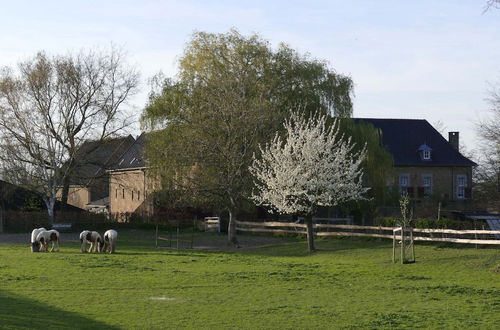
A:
[71, 135, 135, 183]
[354, 118, 477, 167]
[110, 133, 147, 171]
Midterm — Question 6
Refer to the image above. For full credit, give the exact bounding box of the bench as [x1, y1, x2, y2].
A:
[52, 223, 72, 232]
[204, 217, 221, 233]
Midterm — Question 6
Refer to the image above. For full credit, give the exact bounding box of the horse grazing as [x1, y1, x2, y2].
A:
[80, 230, 103, 253]
[35, 229, 60, 252]
[101, 230, 118, 254]
[31, 227, 47, 252]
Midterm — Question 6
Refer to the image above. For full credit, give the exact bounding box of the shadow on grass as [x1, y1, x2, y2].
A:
[0, 290, 119, 330]
[236, 237, 394, 257]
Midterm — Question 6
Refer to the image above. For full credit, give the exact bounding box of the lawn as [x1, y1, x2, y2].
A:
[0, 230, 499, 329]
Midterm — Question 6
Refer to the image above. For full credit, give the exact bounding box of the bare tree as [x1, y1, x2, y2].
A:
[0, 48, 139, 224]
[475, 81, 500, 209]
[485, 0, 500, 12]
[432, 120, 447, 137]
[249, 112, 369, 252]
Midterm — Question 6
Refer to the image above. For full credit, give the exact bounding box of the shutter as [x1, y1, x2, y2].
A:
[464, 187, 472, 199]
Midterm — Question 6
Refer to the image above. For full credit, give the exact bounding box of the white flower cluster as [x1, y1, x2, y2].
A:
[250, 112, 369, 215]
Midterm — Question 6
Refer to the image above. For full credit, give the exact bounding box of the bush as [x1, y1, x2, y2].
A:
[376, 217, 476, 229]
[3, 210, 109, 232]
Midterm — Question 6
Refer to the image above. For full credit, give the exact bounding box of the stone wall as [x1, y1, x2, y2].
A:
[56, 186, 90, 209]
[109, 169, 155, 219]
[391, 166, 473, 200]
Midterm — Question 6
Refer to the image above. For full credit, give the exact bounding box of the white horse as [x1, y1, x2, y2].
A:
[31, 227, 46, 252]
[35, 229, 60, 252]
[102, 229, 118, 254]
[79, 230, 103, 253]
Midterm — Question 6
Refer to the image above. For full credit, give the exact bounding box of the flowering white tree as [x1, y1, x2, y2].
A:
[250, 112, 369, 252]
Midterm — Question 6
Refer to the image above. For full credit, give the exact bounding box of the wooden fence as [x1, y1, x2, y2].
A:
[235, 220, 500, 245]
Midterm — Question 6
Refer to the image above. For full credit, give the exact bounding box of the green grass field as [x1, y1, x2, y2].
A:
[0, 231, 499, 329]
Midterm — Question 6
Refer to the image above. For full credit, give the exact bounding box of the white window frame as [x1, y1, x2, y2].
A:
[399, 174, 409, 187]
[422, 174, 432, 195]
[422, 150, 431, 160]
[399, 174, 409, 195]
[456, 174, 467, 199]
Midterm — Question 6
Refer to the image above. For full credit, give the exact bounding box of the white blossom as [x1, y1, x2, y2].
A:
[250, 112, 369, 215]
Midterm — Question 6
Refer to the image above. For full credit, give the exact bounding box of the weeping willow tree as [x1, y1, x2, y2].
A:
[141, 29, 354, 245]
[335, 119, 395, 219]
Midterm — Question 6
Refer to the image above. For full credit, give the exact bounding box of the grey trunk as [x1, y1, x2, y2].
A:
[45, 198, 56, 226]
[60, 175, 70, 208]
[227, 209, 238, 246]
[305, 215, 315, 252]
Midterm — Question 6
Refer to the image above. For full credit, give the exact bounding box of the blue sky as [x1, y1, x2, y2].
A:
[1, 0, 499, 149]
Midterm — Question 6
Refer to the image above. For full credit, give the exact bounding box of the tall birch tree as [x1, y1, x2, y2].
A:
[249, 113, 369, 252]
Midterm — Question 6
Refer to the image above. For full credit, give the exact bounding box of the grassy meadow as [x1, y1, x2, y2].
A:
[0, 230, 499, 329]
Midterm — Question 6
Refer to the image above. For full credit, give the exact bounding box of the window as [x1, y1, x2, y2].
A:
[418, 144, 432, 161]
[122, 189, 125, 199]
[399, 174, 409, 187]
[422, 174, 432, 196]
[456, 174, 467, 199]
[115, 189, 118, 198]
[132, 191, 134, 200]
[399, 174, 409, 195]
[138, 190, 141, 200]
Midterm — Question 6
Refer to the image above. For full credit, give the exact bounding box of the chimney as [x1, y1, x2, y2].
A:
[448, 132, 459, 150]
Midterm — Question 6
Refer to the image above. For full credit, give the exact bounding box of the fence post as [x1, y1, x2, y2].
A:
[437, 202, 441, 221]
[169, 228, 172, 248]
[410, 228, 415, 263]
[155, 224, 158, 248]
[191, 219, 195, 249]
[401, 225, 405, 265]
[177, 227, 180, 250]
[474, 220, 478, 249]
[392, 229, 396, 263]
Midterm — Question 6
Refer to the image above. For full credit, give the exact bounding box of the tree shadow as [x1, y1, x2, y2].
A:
[0, 290, 119, 329]
[236, 237, 394, 257]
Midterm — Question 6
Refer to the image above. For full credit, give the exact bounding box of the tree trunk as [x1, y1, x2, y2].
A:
[45, 197, 56, 226]
[227, 209, 239, 247]
[60, 174, 71, 209]
[0, 208, 3, 233]
[305, 214, 315, 252]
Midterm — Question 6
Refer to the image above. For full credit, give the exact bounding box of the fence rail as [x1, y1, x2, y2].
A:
[235, 220, 500, 245]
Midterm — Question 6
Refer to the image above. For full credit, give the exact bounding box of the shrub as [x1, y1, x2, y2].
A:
[376, 217, 476, 229]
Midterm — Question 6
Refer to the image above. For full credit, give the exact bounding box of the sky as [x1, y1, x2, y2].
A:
[1, 0, 499, 151]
